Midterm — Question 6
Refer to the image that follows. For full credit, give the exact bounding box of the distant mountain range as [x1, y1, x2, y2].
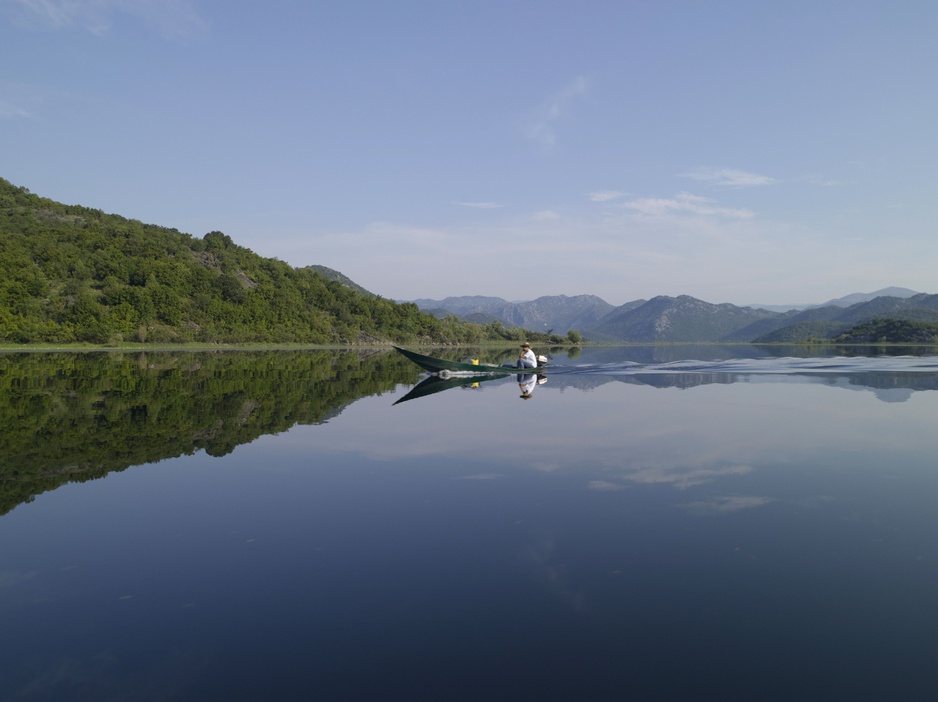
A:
[412, 294, 619, 334]
[747, 287, 920, 312]
[412, 288, 938, 343]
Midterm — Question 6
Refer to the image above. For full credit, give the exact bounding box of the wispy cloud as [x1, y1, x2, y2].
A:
[681, 167, 777, 187]
[622, 464, 754, 490]
[0, 79, 70, 119]
[453, 201, 503, 209]
[533, 210, 560, 221]
[623, 192, 754, 219]
[681, 495, 773, 515]
[5, 0, 208, 39]
[0, 99, 31, 118]
[0, 568, 38, 589]
[589, 190, 625, 202]
[5, 0, 72, 28]
[522, 75, 589, 149]
[803, 173, 841, 187]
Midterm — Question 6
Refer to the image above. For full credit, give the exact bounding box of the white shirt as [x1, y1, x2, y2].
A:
[519, 348, 537, 367]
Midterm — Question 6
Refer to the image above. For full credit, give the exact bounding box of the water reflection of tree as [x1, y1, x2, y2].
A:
[0, 350, 419, 516]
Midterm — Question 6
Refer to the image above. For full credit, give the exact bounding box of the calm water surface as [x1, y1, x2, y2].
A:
[2, 346, 938, 701]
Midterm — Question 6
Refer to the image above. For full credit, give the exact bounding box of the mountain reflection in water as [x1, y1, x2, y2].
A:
[3, 346, 937, 516]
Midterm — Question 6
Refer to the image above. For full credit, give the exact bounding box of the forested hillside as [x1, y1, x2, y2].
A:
[832, 319, 938, 344]
[0, 178, 529, 345]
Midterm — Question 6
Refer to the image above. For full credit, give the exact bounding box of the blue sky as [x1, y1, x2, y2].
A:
[3, 0, 936, 305]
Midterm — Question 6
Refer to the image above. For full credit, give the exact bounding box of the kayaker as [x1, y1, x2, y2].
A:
[517, 342, 537, 369]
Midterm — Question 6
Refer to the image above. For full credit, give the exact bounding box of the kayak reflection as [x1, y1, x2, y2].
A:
[393, 373, 499, 405]
[393, 372, 547, 405]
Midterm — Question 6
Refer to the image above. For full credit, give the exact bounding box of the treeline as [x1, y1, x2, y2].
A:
[832, 318, 938, 344]
[0, 178, 553, 345]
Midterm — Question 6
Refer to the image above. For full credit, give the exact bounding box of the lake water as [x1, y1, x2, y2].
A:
[2, 346, 938, 701]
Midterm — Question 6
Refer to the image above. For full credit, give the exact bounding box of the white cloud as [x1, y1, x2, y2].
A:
[522, 75, 589, 149]
[623, 192, 754, 219]
[589, 190, 625, 202]
[453, 201, 503, 209]
[5, 0, 208, 39]
[533, 210, 560, 221]
[256, 183, 933, 305]
[681, 167, 777, 187]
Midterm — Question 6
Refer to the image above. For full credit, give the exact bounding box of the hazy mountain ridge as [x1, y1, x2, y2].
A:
[415, 290, 936, 343]
[589, 295, 779, 343]
[413, 294, 617, 334]
[814, 287, 920, 308]
[752, 294, 938, 342]
[747, 287, 920, 312]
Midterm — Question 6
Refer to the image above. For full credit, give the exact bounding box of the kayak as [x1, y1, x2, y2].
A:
[393, 346, 546, 374]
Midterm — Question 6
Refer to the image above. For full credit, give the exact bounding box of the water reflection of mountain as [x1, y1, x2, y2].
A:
[0, 350, 421, 516]
[4, 347, 937, 516]
[573, 344, 776, 364]
[544, 346, 938, 395]
[555, 343, 938, 364]
[549, 371, 938, 395]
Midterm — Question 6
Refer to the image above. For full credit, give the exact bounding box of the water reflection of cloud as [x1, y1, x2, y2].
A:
[681, 495, 773, 516]
[619, 463, 753, 489]
[0, 569, 36, 590]
[524, 538, 586, 612]
[279, 380, 938, 497]
[14, 646, 213, 700]
[587, 480, 624, 491]
[0, 569, 38, 608]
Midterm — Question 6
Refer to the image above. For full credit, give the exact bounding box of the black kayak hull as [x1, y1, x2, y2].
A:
[393, 346, 545, 374]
